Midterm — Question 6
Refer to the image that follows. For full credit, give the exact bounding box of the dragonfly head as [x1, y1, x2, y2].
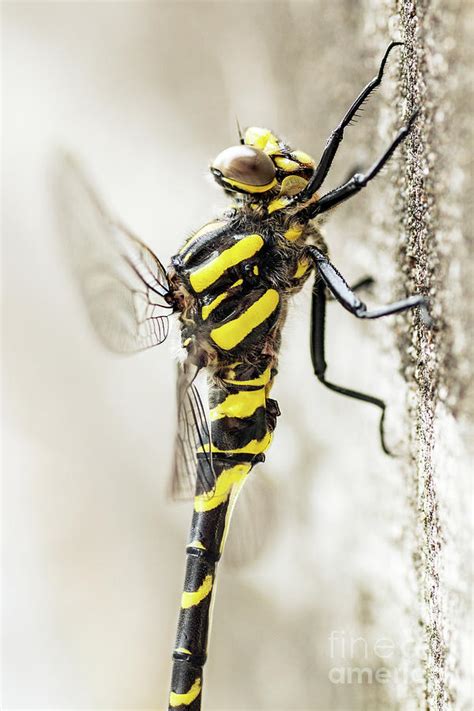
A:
[210, 127, 316, 201]
[210, 145, 277, 196]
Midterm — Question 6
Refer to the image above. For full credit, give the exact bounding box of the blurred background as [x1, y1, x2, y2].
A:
[2, 2, 472, 710]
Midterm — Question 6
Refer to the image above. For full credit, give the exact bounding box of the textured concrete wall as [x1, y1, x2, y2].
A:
[362, 2, 473, 708]
[3, 2, 472, 709]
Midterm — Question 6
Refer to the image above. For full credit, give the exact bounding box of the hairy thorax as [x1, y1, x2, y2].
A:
[167, 209, 325, 372]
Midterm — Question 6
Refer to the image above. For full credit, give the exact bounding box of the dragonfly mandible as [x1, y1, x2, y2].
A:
[58, 41, 430, 710]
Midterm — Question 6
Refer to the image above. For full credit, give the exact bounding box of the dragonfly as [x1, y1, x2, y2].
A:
[58, 41, 430, 710]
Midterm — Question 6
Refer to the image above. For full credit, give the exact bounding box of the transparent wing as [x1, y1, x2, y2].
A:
[223, 470, 278, 569]
[56, 155, 216, 499]
[170, 363, 216, 500]
[56, 153, 173, 353]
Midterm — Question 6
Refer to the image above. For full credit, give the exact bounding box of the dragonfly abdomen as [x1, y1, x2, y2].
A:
[169, 361, 277, 709]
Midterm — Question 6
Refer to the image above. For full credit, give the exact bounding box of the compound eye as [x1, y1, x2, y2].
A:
[211, 145, 276, 190]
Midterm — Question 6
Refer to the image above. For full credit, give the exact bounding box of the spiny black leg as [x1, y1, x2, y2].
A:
[327, 275, 374, 301]
[311, 276, 392, 455]
[304, 111, 419, 219]
[289, 41, 402, 207]
[307, 245, 432, 325]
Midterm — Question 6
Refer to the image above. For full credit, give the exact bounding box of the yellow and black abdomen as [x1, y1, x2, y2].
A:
[169, 361, 277, 709]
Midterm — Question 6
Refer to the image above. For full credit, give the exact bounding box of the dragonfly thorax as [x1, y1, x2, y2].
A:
[169, 212, 315, 368]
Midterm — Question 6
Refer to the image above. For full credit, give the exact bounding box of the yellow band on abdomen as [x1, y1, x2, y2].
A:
[169, 678, 202, 707]
[194, 463, 251, 512]
[210, 387, 265, 420]
[181, 574, 213, 609]
[223, 365, 272, 387]
[197, 432, 272, 459]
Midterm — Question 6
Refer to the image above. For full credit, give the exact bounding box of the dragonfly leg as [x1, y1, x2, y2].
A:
[301, 110, 419, 220]
[327, 275, 374, 301]
[311, 275, 392, 455]
[286, 42, 403, 207]
[307, 245, 432, 324]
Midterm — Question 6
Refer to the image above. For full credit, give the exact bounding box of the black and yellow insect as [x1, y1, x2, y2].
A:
[59, 42, 430, 710]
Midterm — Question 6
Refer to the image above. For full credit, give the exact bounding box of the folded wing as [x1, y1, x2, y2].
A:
[171, 363, 215, 500]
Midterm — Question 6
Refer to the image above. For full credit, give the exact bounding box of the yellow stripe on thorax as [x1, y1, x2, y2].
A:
[244, 127, 280, 154]
[267, 197, 290, 214]
[210, 289, 279, 350]
[179, 220, 226, 256]
[210, 388, 265, 420]
[181, 574, 213, 609]
[292, 149, 315, 166]
[169, 678, 202, 707]
[284, 223, 304, 241]
[190, 234, 264, 293]
[201, 279, 243, 320]
[294, 258, 309, 279]
[194, 463, 251, 512]
[202, 292, 228, 320]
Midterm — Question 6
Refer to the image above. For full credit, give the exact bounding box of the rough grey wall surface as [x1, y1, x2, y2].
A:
[2, 2, 472, 710]
[363, 2, 473, 709]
